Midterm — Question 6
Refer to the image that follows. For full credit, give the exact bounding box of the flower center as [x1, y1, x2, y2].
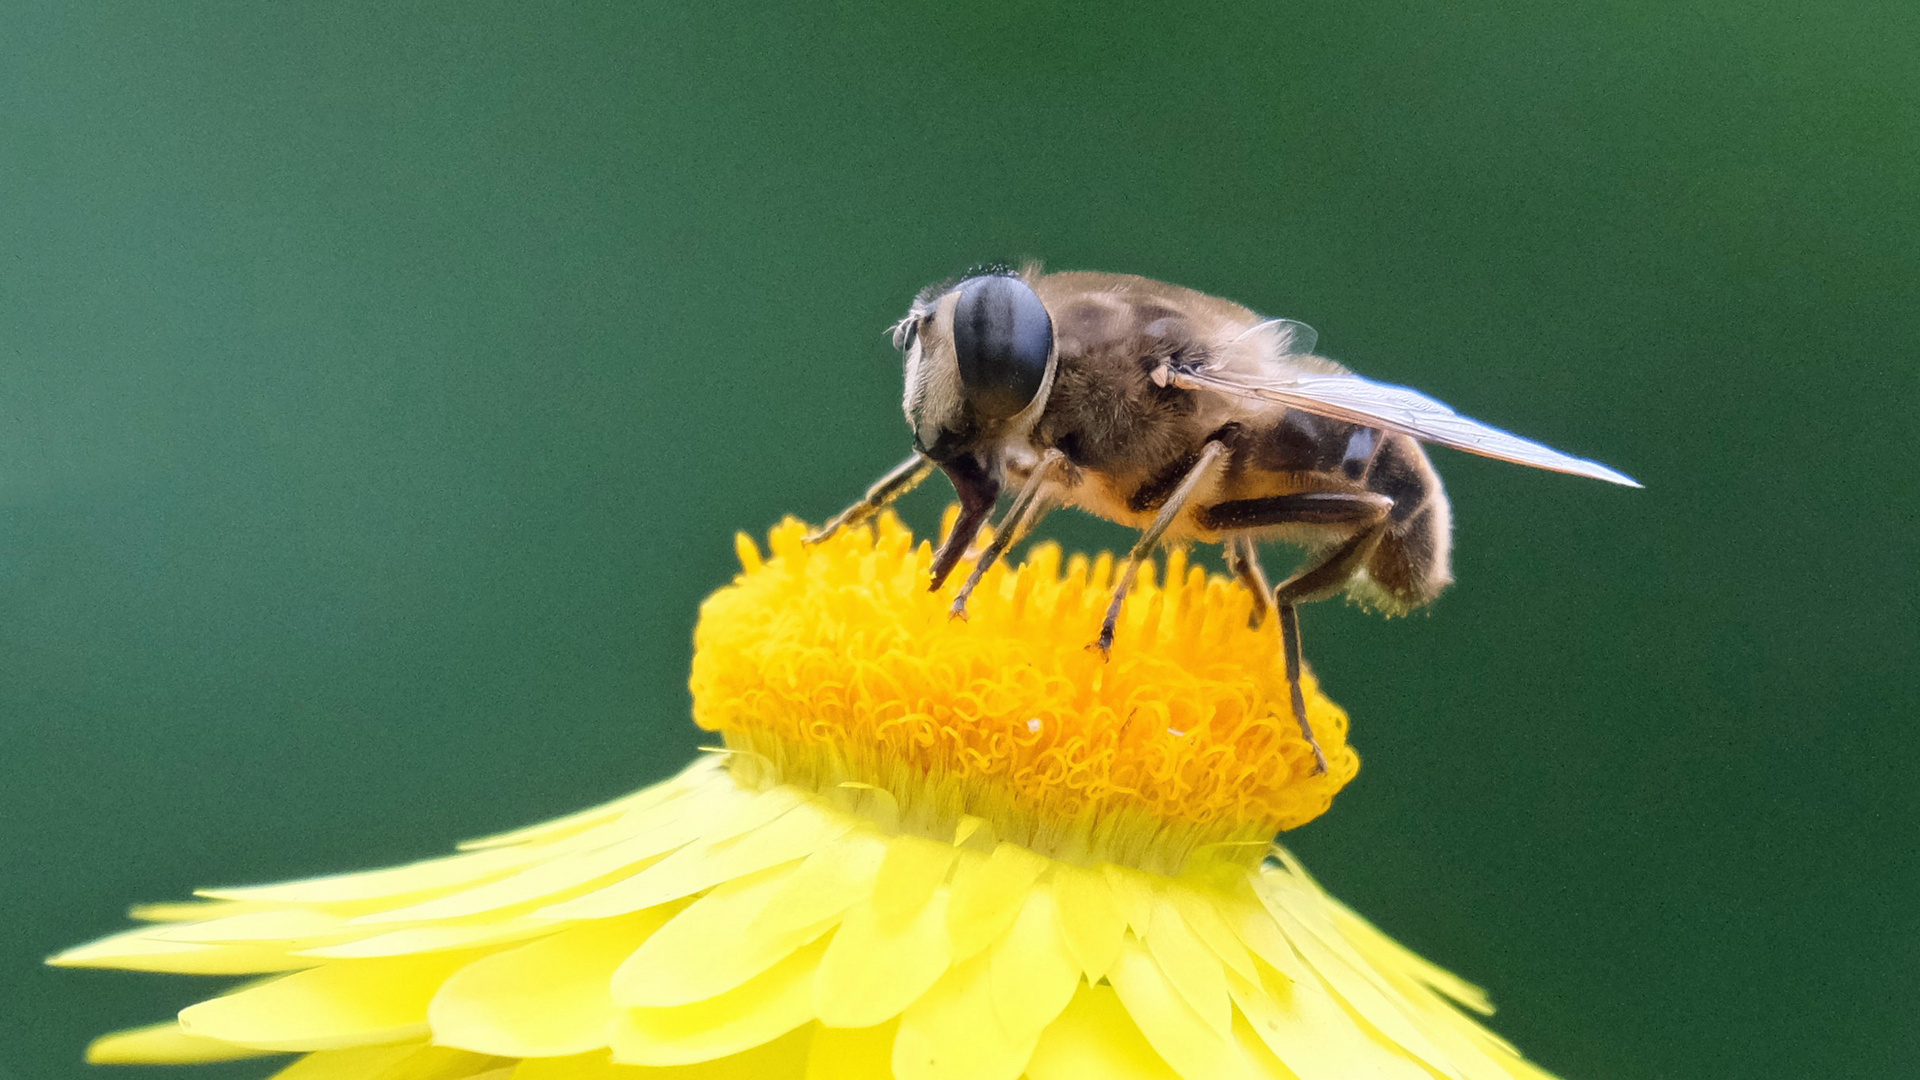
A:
[690, 514, 1358, 871]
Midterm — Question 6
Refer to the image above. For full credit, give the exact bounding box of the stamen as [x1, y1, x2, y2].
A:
[692, 514, 1359, 872]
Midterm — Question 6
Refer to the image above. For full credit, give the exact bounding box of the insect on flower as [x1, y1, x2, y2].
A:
[810, 266, 1640, 772]
[52, 520, 1556, 1080]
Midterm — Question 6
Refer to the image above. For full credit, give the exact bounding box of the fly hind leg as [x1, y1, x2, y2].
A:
[1273, 529, 1385, 774]
[1198, 492, 1394, 775]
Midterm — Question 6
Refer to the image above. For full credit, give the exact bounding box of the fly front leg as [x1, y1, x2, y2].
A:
[806, 453, 936, 544]
[950, 449, 1067, 620]
[1091, 441, 1230, 656]
[927, 455, 1002, 590]
[1198, 491, 1395, 775]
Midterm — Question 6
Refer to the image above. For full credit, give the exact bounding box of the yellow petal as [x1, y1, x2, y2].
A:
[508, 1052, 602, 1080]
[609, 938, 826, 1066]
[1168, 885, 1257, 984]
[128, 899, 261, 922]
[1227, 967, 1429, 1080]
[537, 798, 847, 922]
[1355, 935, 1549, 1080]
[1143, 898, 1231, 1034]
[265, 1045, 419, 1080]
[1100, 865, 1158, 933]
[362, 780, 768, 925]
[199, 845, 547, 906]
[151, 908, 352, 944]
[1229, 893, 1420, 1076]
[179, 951, 483, 1051]
[351, 843, 663, 926]
[612, 863, 836, 1008]
[1107, 939, 1246, 1080]
[48, 927, 310, 975]
[1375, 981, 1541, 1080]
[951, 814, 988, 847]
[461, 760, 713, 851]
[378, 1045, 514, 1080]
[508, 1052, 627, 1080]
[429, 912, 672, 1057]
[946, 842, 1047, 960]
[751, 831, 887, 938]
[986, 885, 1081, 1039]
[1255, 878, 1461, 1078]
[813, 890, 952, 1028]
[300, 921, 555, 960]
[1049, 863, 1125, 983]
[1231, 1011, 1314, 1080]
[871, 834, 956, 924]
[268, 1044, 508, 1080]
[892, 954, 1039, 1080]
[1326, 898, 1493, 1015]
[1025, 983, 1182, 1080]
[85, 1020, 280, 1064]
[360, 829, 693, 925]
[515, 1029, 813, 1080]
[697, 780, 808, 840]
[1225, 888, 1300, 976]
[804, 1021, 897, 1080]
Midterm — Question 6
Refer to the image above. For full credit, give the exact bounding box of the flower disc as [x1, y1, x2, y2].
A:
[693, 514, 1358, 871]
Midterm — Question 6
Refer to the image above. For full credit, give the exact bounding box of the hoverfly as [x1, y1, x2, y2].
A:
[809, 267, 1638, 772]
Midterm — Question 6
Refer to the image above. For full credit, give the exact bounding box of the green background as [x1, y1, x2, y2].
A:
[4, 3, 1914, 1079]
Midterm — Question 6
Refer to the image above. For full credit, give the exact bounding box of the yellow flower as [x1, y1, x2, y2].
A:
[53, 514, 1557, 1080]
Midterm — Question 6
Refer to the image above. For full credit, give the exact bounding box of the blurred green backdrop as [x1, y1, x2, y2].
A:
[3, 3, 1914, 1079]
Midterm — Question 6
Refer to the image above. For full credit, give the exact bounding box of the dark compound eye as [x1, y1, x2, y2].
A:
[950, 275, 1053, 419]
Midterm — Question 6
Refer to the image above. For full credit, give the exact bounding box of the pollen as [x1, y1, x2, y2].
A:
[692, 514, 1359, 871]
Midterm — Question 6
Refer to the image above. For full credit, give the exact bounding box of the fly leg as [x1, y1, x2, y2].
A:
[950, 449, 1067, 619]
[1092, 441, 1230, 656]
[805, 453, 935, 544]
[1224, 534, 1274, 629]
[1198, 491, 1395, 775]
[1273, 530, 1383, 774]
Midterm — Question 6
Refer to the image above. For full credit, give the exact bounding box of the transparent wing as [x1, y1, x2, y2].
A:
[1233, 317, 1319, 356]
[1173, 367, 1641, 487]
